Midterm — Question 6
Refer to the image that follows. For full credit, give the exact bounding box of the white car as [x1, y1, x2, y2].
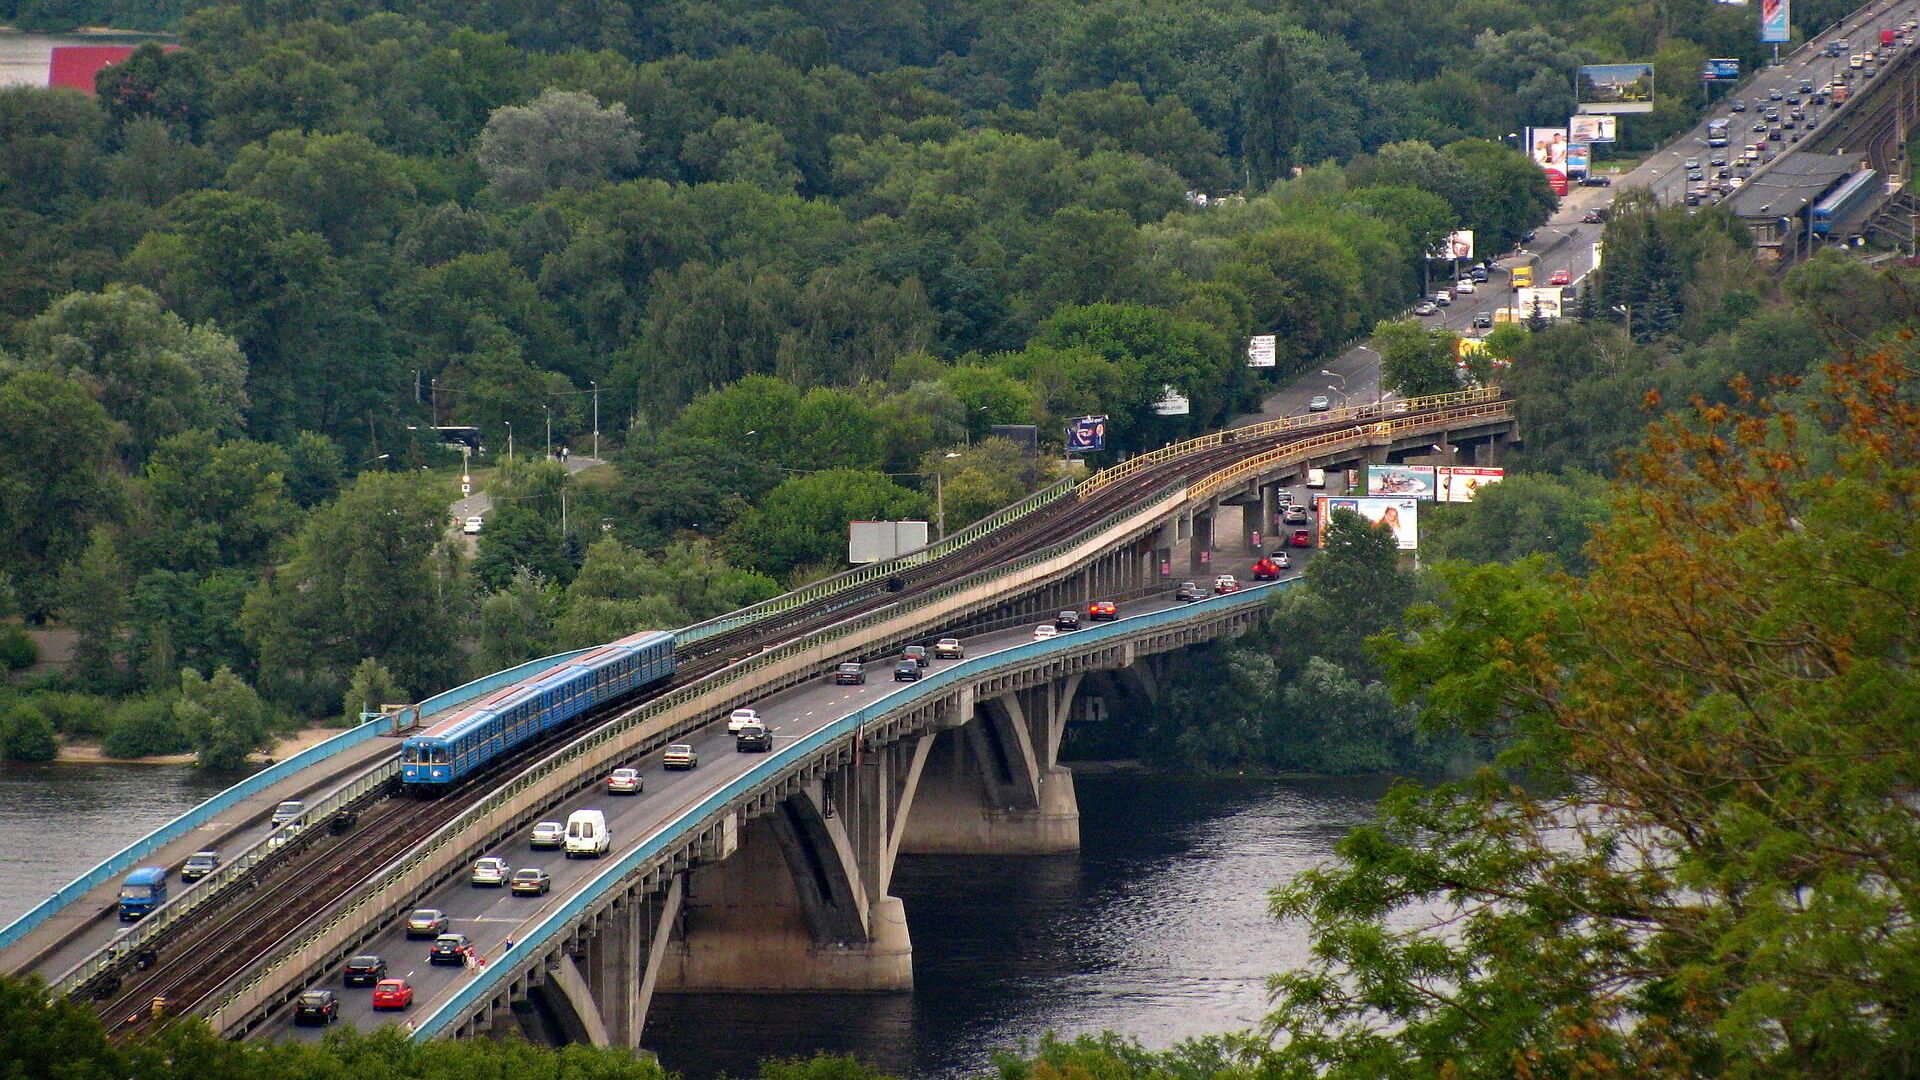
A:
[1454, 279, 1476, 294]
[463, 516, 483, 535]
[726, 708, 760, 733]
[607, 767, 643, 794]
[471, 856, 510, 886]
[1033, 624, 1059, 640]
[529, 821, 565, 849]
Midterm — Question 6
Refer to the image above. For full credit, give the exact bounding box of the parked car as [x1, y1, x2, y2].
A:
[1213, 575, 1240, 594]
[371, 978, 414, 1010]
[510, 868, 552, 896]
[1054, 609, 1081, 631]
[1033, 624, 1060, 640]
[894, 661, 922, 682]
[1307, 395, 1332, 412]
[935, 637, 966, 658]
[663, 743, 698, 770]
[293, 989, 339, 1026]
[429, 933, 471, 965]
[180, 850, 220, 882]
[833, 662, 867, 685]
[607, 767, 643, 795]
[1289, 529, 1314, 548]
[1086, 600, 1118, 621]
[471, 856, 511, 886]
[405, 909, 449, 938]
[1582, 175, 1612, 187]
[343, 954, 386, 987]
[735, 723, 773, 752]
[529, 821, 565, 849]
[726, 708, 761, 733]
[902, 645, 930, 668]
[1174, 581, 1205, 602]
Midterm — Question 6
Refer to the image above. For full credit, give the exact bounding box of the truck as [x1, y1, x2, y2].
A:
[1882, 28, 1896, 47]
[119, 867, 168, 920]
[1511, 265, 1534, 289]
[1832, 82, 1851, 104]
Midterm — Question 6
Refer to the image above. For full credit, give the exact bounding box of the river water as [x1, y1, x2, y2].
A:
[0, 765, 1388, 1078]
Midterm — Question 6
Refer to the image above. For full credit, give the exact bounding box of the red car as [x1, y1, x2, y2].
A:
[371, 978, 414, 1010]
[1086, 599, 1118, 620]
[1289, 529, 1313, 548]
[1548, 269, 1572, 286]
[1250, 557, 1281, 581]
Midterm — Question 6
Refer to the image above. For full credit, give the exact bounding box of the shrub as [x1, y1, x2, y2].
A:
[100, 696, 190, 759]
[0, 702, 57, 762]
[29, 691, 111, 738]
[0, 627, 37, 672]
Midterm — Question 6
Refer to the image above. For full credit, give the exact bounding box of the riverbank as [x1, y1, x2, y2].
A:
[54, 725, 345, 766]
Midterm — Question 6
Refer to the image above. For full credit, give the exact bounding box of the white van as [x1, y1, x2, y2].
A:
[1305, 467, 1326, 489]
[564, 809, 609, 859]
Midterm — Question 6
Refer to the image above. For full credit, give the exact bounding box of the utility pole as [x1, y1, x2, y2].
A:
[544, 404, 552, 460]
[505, 421, 513, 461]
[412, 369, 421, 403]
[590, 380, 599, 461]
[935, 467, 944, 540]
[430, 377, 437, 423]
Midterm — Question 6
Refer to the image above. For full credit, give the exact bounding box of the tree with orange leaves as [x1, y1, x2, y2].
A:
[1261, 347, 1920, 1078]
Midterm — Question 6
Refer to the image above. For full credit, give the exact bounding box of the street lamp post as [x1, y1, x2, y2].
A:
[544, 405, 553, 460]
[505, 421, 513, 461]
[934, 451, 962, 539]
[590, 380, 599, 461]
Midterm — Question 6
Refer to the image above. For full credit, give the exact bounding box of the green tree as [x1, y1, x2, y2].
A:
[173, 665, 273, 770]
[224, 130, 417, 250]
[478, 88, 643, 203]
[477, 569, 561, 671]
[553, 538, 774, 647]
[0, 371, 121, 615]
[100, 695, 189, 759]
[0, 702, 58, 762]
[473, 503, 569, 591]
[1242, 33, 1301, 188]
[57, 529, 131, 693]
[1374, 317, 1461, 397]
[1423, 469, 1611, 572]
[343, 657, 405, 728]
[726, 469, 931, 577]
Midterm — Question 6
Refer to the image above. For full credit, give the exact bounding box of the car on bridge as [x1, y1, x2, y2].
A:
[1307, 395, 1332, 411]
[405, 908, 450, 938]
[429, 932, 471, 965]
[510, 868, 552, 896]
[529, 821, 564, 849]
[180, 850, 220, 882]
[727, 708, 761, 733]
[271, 800, 305, 827]
[607, 768, 643, 795]
[1033, 623, 1060, 639]
[293, 989, 339, 1026]
[1175, 581, 1205, 602]
[1289, 529, 1314, 548]
[343, 955, 386, 986]
[935, 637, 966, 658]
[902, 645, 930, 668]
[894, 661, 922, 682]
[1055, 609, 1081, 630]
[1087, 600, 1118, 621]
[471, 856, 511, 885]
[663, 743, 698, 770]
[371, 978, 413, 1011]
[834, 662, 867, 685]
[1213, 575, 1240, 594]
[736, 723, 773, 752]
[1251, 558, 1282, 581]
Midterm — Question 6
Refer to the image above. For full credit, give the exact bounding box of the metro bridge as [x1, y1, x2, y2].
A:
[0, 388, 1517, 1049]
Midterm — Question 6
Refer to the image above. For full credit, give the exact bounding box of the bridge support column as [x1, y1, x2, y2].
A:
[898, 680, 1081, 855]
[1187, 503, 1216, 576]
[532, 877, 683, 1049]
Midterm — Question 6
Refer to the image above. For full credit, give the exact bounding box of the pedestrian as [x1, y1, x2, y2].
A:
[404, 1020, 415, 1035]
[502, 935, 514, 952]
[463, 945, 475, 970]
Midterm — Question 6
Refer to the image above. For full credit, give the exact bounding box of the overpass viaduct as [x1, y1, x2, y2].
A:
[3, 389, 1517, 1052]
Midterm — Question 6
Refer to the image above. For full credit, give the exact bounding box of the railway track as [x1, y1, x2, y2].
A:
[93, 397, 1498, 1036]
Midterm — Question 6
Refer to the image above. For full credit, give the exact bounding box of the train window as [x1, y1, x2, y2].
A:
[432, 745, 449, 764]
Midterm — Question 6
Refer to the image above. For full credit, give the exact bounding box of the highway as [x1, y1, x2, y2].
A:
[274, 546, 1294, 1039]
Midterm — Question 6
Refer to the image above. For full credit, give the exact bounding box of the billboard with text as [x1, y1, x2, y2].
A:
[1366, 464, 1437, 500]
[1760, 0, 1789, 41]
[1429, 230, 1475, 260]
[1569, 114, 1617, 144]
[1436, 466, 1505, 503]
[1067, 415, 1107, 452]
[1317, 496, 1419, 550]
[1703, 57, 1742, 80]
[1528, 127, 1569, 194]
[1577, 63, 1656, 113]
[1566, 142, 1590, 176]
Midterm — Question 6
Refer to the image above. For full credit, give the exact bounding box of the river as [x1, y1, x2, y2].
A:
[0, 765, 1388, 1078]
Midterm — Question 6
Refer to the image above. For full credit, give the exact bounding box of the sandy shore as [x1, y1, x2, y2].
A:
[55, 724, 349, 766]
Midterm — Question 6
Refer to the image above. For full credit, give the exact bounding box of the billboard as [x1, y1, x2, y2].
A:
[1528, 128, 1570, 195]
[1760, 0, 1789, 42]
[1703, 57, 1742, 80]
[849, 520, 931, 564]
[1317, 496, 1419, 550]
[1568, 115, 1617, 144]
[1436, 466, 1505, 503]
[1566, 142, 1590, 177]
[1429, 230, 1475, 260]
[1515, 286, 1563, 320]
[1153, 385, 1191, 416]
[1247, 334, 1276, 368]
[1577, 63, 1656, 113]
[1366, 464, 1437, 500]
[1066, 415, 1107, 452]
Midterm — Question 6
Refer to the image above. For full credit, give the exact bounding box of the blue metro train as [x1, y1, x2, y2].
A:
[401, 630, 676, 789]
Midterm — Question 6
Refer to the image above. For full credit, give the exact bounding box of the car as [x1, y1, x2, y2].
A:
[1307, 395, 1332, 412]
[1271, 552, 1292, 569]
[1684, 191, 1702, 207]
[663, 743, 698, 770]
[1709, 153, 1726, 166]
[371, 978, 414, 1010]
[1581, 175, 1612, 187]
[901, 645, 930, 668]
[1054, 609, 1081, 631]
[935, 637, 966, 657]
[266, 824, 304, 852]
[1522, 229, 1537, 243]
[343, 954, 387, 986]
[293, 988, 339, 1026]
[270, 800, 305, 827]
[529, 820, 565, 849]
[607, 767, 643, 794]
[1581, 209, 1605, 224]
[1805, 116, 1819, 129]
[1783, 118, 1797, 129]
[1785, 94, 1801, 106]
[1470, 266, 1490, 282]
[1683, 157, 1700, 169]
[1472, 311, 1493, 329]
[1174, 581, 1204, 602]
[735, 723, 773, 752]
[1729, 98, 1747, 111]
[1800, 79, 1815, 92]
[1283, 504, 1310, 525]
[1432, 290, 1452, 306]
[833, 662, 867, 685]
[1752, 120, 1769, 132]
[463, 516, 483, 535]
[894, 661, 922, 681]
[1768, 87, 1783, 99]
[1289, 528, 1313, 548]
[1412, 301, 1439, 317]
[1763, 108, 1779, 122]
[471, 856, 511, 885]
[180, 850, 220, 882]
[1455, 278, 1476, 293]
[1768, 129, 1782, 141]
[1033, 624, 1060, 640]
[429, 932, 471, 965]
[1548, 269, 1572, 286]
[405, 908, 449, 938]
[1250, 557, 1282, 581]
[1213, 575, 1240, 594]
[1086, 600, 1118, 621]
[510, 867, 552, 895]
[1687, 168, 1704, 182]
[726, 707, 761, 733]
[1865, 65, 1878, 78]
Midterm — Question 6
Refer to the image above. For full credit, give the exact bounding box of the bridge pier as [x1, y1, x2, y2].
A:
[1187, 502, 1217, 576]
[529, 877, 683, 1049]
[899, 679, 1082, 855]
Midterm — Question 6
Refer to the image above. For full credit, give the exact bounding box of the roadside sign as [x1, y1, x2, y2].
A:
[1247, 335, 1277, 368]
[1066, 415, 1107, 453]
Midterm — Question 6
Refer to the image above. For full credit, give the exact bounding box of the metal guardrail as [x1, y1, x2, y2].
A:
[0, 647, 595, 963]
[676, 478, 1078, 647]
[1188, 400, 1515, 503]
[411, 575, 1299, 1039]
[200, 390, 1510, 1028]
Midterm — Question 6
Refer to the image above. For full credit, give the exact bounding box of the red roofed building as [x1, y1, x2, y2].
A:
[48, 44, 177, 94]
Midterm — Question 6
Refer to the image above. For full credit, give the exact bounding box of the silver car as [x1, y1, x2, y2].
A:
[471, 856, 510, 886]
[1307, 395, 1331, 412]
[529, 821, 564, 849]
